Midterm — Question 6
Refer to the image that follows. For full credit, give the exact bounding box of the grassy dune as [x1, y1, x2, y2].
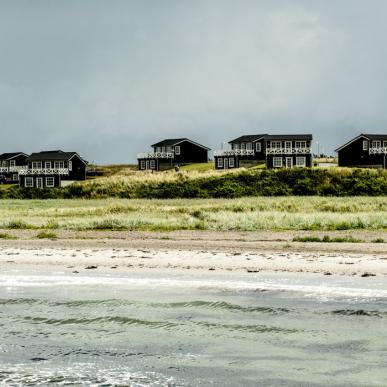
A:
[0, 197, 386, 231]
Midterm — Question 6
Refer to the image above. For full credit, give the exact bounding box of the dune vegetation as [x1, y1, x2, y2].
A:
[0, 196, 386, 232]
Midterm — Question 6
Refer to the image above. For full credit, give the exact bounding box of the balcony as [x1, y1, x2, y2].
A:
[137, 152, 173, 159]
[266, 147, 311, 155]
[0, 166, 26, 173]
[369, 147, 387, 155]
[213, 149, 255, 157]
[18, 168, 70, 176]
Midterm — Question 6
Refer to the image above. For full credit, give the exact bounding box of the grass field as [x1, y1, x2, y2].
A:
[0, 197, 386, 232]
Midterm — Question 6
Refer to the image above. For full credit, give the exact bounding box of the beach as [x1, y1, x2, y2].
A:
[1, 230, 386, 276]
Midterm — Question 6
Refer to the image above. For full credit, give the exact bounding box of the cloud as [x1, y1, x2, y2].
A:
[1, 0, 387, 162]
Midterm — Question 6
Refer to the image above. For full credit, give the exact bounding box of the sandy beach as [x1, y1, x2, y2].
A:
[1, 230, 386, 276]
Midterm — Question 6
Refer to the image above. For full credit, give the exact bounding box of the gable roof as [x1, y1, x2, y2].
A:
[264, 134, 313, 141]
[335, 133, 387, 152]
[0, 152, 28, 160]
[151, 138, 210, 150]
[26, 150, 87, 164]
[228, 134, 267, 143]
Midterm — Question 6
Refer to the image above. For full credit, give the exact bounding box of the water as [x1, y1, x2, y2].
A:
[1, 269, 387, 386]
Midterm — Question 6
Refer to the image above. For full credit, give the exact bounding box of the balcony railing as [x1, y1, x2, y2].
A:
[266, 147, 311, 155]
[18, 168, 70, 176]
[137, 152, 173, 159]
[213, 149, 255, 157]
[369, 147, 387, 155]
[0, 166, 26, 173]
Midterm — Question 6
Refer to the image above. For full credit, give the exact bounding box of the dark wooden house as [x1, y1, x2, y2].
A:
[335, 134, 387, 168]
[0, 152, 28, 183]
[265, 134, 313, 168]
[214, 134, 313, 169]
[19, 150, 88, 188]
[137, 138, 210, 171]
[214, 134, 267, 169]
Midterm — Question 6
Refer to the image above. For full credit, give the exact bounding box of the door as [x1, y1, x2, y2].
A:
[146, 160, 150, 170]
[224, 158, 229, 169]
[36, 177, 43, 188]
[286, 157, 293, 168]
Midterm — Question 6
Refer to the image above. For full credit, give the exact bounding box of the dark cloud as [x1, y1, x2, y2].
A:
[1, 0, 387, 163]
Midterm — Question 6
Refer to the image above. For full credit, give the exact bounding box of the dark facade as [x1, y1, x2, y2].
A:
[265, 135, 313, 169]
[137, 138, 210, 171]
[19, 150, 87, 188]
[336, 134, 387, 168]
[214, 134, 267, 169]
[215, 134, 313, 169]
[0, 152, 28, 183]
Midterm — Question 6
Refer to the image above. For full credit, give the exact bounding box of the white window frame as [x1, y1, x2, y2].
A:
[255, 142, 261, 152]
[246, 143, 252, 150]
[233, 143, 239, 150]
[156, 147, 162, 152]
[175, 146, 181, 155]
[68, 160, 72, 171]
[271, 141, 282, 149]
[229, 158, 235, 167]
[150, 160, 156, 169]
[140, 160, 145, 170]
[45, 161, 51, 169]
[363, 140, 369, 150]
[285, 141, 292, 149]
[217, 158, 224, 168]
[46, 177, 55, 187]
[273, 157, 283, 167]
[9, 160, 16, 167]
[383, 141, 387, 147]
[32, 162, 42, 169]
[25, 177, 34, 187]
[54, 161, 65, 169]
[12, 174, 18, 181]
[241, 143, 246, 150]
[296, 157, 306, 167]
[166, 146, 172, 153]
[372, 140, 381, 148]
[295, 141, 306, 148]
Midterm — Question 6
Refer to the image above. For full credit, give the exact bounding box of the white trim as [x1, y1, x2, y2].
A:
[3, 152, 28, 160]
[46, 177, 55, 187]
[36, 177, 44, 189]
[335, 134, 370, 152]
[296, 157, 306, 167]
[273, 157, 283, 167]
[175, 145, 181, 155]
[255, 142, 262, 152]
[153, 139, 210, 151]
[45, 161, 51, 169]
[9, 160, 16, 167]
[140, 160, 145, 170]
[363, 140, 368, 151]
[285, 157, 293, 168]
[217, 158, 224, 168]
[229, 158, 235, 167]
[149, 160, 156, 169]
[25, 177, 34, 187]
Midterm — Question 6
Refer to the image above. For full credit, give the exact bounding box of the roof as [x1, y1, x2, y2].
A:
[26, 150, 87, 163]
[264, 134, 313, 141]
[228, 134, 267, 143]
[335, 133, 387, 152]
[151, 138, 210, 150]
[0, 152, 27, 160]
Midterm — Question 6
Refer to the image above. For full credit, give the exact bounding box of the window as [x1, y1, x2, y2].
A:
[295, 141, 306, 148]
[229, 158, 234, 167]
[166, 146, 172, 153]
[217, 158, 223, 168]
[45, 161, 51, 169]
[285, 141, 292, 149]
[271, 141, 282, 149]
[12, 174, 18, 181]
[273, 157, 283, 167]
[232, 143, 239, 150]
[156, 147, 162, 153]
[25, 177, 34, 187]
[32, 162, 42, 169]
[54, 161, 65, 169]
[372, 140, 381, 148]
[296, 157, 306, 167]
[246, 143, 252, 150]
[9, 160, 16, 167]
[384, 141, 387, 147]
[175, 146, 181, 155]
[150, 160, 156, 169]
[68, 161, 72, 171]
[140, 160, 145, 169]
[241, 143, 246, 150]
[46, 177, 55, 187]
[255, 142, 261, 152]
[363, 140, 369, 150]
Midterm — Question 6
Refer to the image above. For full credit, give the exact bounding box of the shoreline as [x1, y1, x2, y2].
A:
[1, 230, 386, 277]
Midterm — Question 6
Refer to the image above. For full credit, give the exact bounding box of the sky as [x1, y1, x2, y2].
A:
[1, 0, 387, 163]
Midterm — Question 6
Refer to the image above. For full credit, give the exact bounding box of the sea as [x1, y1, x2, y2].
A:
[1, 269, 387, 386]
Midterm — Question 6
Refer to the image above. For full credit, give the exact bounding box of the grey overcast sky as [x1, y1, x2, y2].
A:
[1, 0, 387, 163]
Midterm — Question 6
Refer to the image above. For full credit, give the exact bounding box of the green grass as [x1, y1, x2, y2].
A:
[293, 235, 362, 243]
[35, 231, 58, 239]
[0, 232, 17, 240]
[179, 162, 215, 172]
[0, 197, 386, 232]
